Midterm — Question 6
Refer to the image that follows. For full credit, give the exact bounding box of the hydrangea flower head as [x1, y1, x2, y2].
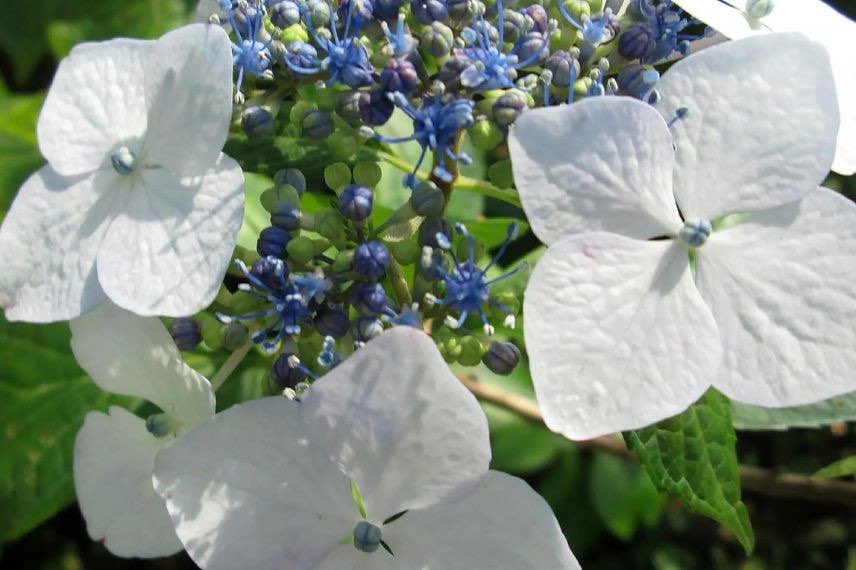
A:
[508, 33, 856, 439]
[0, 24, 245, 322]
[668, 0, 856, 175]
[152, 327, 579, 569]
[71, 302, 215, 557]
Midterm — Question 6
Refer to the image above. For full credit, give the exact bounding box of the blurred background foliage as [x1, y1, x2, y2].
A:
[1, 1, 856, 568]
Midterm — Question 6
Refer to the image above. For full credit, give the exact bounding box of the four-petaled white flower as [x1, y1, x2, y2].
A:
[669, 0, 856, 175]
[508, 33, 856, 439]
[0, 23, 244, 323]
[71, 302, 215, 557]
[153, 327, 579, 569]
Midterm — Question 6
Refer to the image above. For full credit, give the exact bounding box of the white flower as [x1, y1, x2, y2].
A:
[0, 23, 244, 323]
[71, 302, 215, 557]
[508, 33, 856, 439]
[153, 327, 579, 570]
[669, 0, 856, 175]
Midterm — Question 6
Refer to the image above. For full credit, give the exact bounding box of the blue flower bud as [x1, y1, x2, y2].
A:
[447, 0, 482, 21]
[353, 521, 382, 553]
[353, 316, 384, 341]
[412, 0, 448, 24]
[339, 184, 374, 221]
[618, 23, 656, 61]
[374, 0, 406, 19]
[270, 202, 302, 230]
[169, 318, 202, 351]
[306, 0, 332, 27]
[420, 22, 455, 58]
[616, 63, 655, 99]
[516, 31, 549, 66]
[284, 41, 318, 70]
[678, 218, 712, 248]
[351, 282, 387, 316]
[482, 341, 521, 375]
[336, 91, 364, 125]
[301, 109, 334, 139]
[502, 9, 528, 43]
[545, 50, 580, 87]
[241, 106, 275, 138]
[358, 90, 395, 126]
[250, 255, 287, 290]
[221, 321, 250, 350]
[337, 0, 374, 28]
[145, 413, 175, 438]
[313, 306, 351, 337]
[437, 56, 470, 91]
[380, 59, 420, 94]
[111, 145, 137, 175]
[492, 91, 528, 127]
[354, 241, 390, 279]
[274, 168, 307, 196]
[257, 226, 292, 258]
[419, 218, 452, 248]
[269, 0, 301, 27]
[410, 181, 446, 216]
[524, 4, 549, 33]
[270, 353, 308, 390]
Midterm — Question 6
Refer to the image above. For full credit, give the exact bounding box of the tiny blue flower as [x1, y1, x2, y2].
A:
[353, 241, 390, 279]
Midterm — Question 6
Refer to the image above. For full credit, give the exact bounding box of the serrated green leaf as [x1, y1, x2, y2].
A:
[625, 389, 755, 553]
[732, 391, 856, 431]
[589, 453, 665, 540]
[814, 456, 856, 479]
[0, 317, 140, 543]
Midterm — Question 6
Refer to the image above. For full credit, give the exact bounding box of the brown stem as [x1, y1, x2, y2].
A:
[457, 374, 856, 508]
[430, 130, 466, 207]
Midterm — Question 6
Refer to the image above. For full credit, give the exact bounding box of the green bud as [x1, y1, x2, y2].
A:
[328, 130, 361, 160]
[324, 162, 352, 191]
[301, 109, 334, 139]
[289, 100, 317, 126]
[563, 0, 590, 23]
[490, 291, 521, 318]
[336, 91, 363, 126]
[332, 249, 355, 272]
[421, 22, 455, 58]
[315, 211, 346, 245]
[468, 118, 504, 151]
[457, 336, 486, 367]
[353, 161, 383, 188]
[221, 321, 249, 350]
[287, 235, 327, 265]
[441, 337, 462, 362]
[280, 24, 308, 44]
[410, 181, 446, 216]
[388, 239, 421, 265]
[261, 183, 301, 211]
[274, 169, 306, 195]
[197, 313, 223, 350]
[488, 159, 514, 189]
[316, 86, 340, 111]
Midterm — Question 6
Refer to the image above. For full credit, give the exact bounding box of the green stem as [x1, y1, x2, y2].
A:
[386, 256, 413, 307]
[211, 340, 254, 391]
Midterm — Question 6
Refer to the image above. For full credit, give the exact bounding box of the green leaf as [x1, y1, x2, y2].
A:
[625, 389, 755, 553]
[814, 456, 856, 479]
[732, 391, 856, 431]
[0, 317, 140, 543]
[0, 93, 45, 217]
[589, 453, 665, 540]
[464, 218, 529, 249]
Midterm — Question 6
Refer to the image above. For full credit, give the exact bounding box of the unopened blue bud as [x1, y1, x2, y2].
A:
[339, 184, 374, 221]
[274, 168, 307, 195]
[169, 318, 202, 351]
[410, 181, 446, 216]
[502, 9, 528, 43]
[353, 316, 384, 341]
[745, 0, 774, 18]
[420, 21, 455, 58]
[492, 91, 528, 127]
[269, 0, 301, 27]
[111, 145, 136, 175]
[678, 217, 712, 248]
[242, 106, 275, 138]
[447, 0, 480, 21]
[419, 218, 452, 248]
[284, 41, 318, 70]
[412, 0, 448, 23]
[301, 109, 334, 139]
[354, 241, 391, 279]
[524, 4, 549, 33]
[359, 90, 395, 126]
[257, 226, 291, 258]
[437, 56, 470, 91]
[482, 341, 521, 375]
[338, 0, 375, 27]
[380, 59, 420, 94]
[314, 306, 351, 337]
[374, 0, 406, 19]
[271, 202, 302, 230]
[270, 353, 308, 390]
[545, 50, 580, 87]
[353, 521, 382, 553]
[251, 255, 287, 290]
[221, 321, 250, 350]
[351, 282, 387, 316]
[619, 23, 656, 60]
[145, 413, 175, 438]
[305, 0, 332, 27]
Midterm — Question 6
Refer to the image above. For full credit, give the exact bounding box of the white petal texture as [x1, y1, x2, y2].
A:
[141, 24, 233, 177]
[385, 471, 580, 570]
[71, 302, 215, 558]
[0, 166, 117, 322]
[74, 407, 182, 557]
[524, 233, 721, 438]
[509, 97, 682, 243]
[696, 188, 856, 406]
[1, 23, 242, 322]
[671, 0, 856, 175]
[37, 39, 151, 176]
[70, 302, 215, 432]
[300, 326, 491, 519]
[153, 329, 577, 569]
[655, 32, 839, 220]
[153, 398, 357, 570]
[96, 154, 245, 317]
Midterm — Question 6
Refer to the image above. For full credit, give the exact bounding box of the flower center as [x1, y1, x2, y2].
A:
[352, 520, 382, 553]
[677, 217, 712, 248]
[745, 0, 774, 19]
[145, 413, 177, 438]
[110, 145, 137, 175]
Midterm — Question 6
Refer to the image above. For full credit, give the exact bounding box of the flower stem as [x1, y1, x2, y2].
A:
[211, 340, 254, 391]
[386, 256, 413, 307]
